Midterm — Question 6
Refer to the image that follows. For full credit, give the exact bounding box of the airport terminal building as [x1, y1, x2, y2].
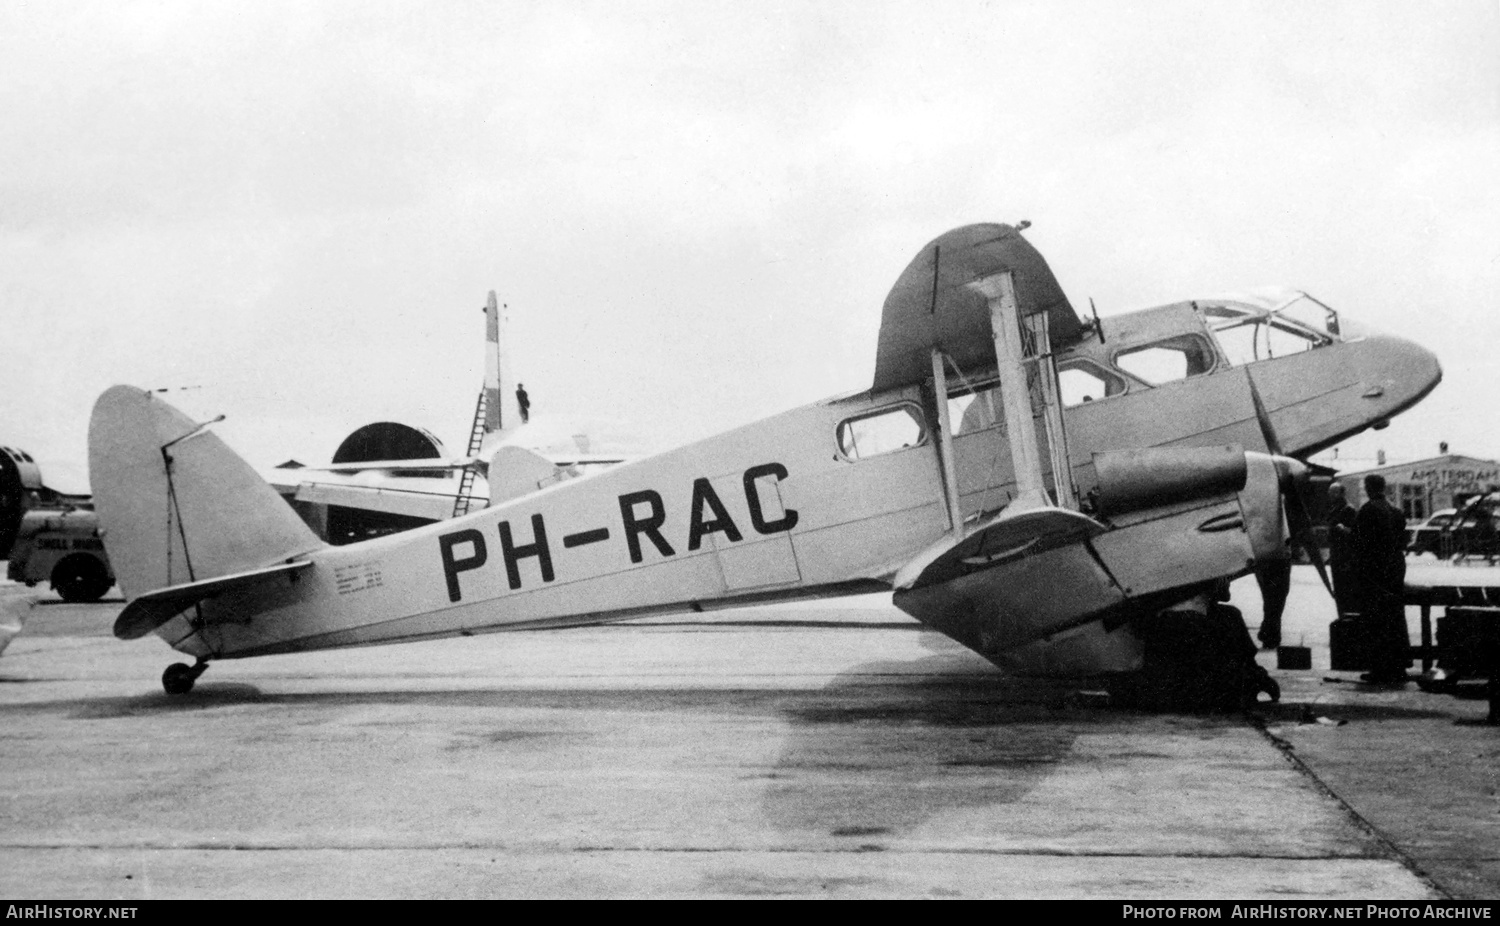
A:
[1334, 452, 1500, 522]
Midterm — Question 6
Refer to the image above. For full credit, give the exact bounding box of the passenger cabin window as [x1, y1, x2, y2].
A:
[1113, 336, 1216, 385]
[837, 405, 927, 461]
[946, 384, 1000, 435]
[1058, 361, 1127, 406]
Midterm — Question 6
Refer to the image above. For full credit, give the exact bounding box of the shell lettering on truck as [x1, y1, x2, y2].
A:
[5, 508, 115, 602]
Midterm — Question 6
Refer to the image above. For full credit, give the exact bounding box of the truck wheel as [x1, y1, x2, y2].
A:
[52, 554, 110, 603]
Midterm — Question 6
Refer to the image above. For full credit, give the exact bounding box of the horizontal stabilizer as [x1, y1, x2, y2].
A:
[894, 506, 1105, 592]
[113, 560, 313, 641]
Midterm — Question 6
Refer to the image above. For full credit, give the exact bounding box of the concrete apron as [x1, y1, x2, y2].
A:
[0, 582, 1438, 899]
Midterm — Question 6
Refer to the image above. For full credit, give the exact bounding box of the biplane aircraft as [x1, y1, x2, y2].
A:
[88, 223, 1441, 700]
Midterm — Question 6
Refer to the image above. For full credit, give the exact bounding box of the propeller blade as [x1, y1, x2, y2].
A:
[1278, 460, 1335, 598]
[1246, 373, 1283, 457]
[1254, 375, 1331, 596]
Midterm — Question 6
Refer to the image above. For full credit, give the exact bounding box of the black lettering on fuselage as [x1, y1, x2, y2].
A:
[619, 489, 675, 563]
[687, 478, 742, 551]
[498, 514, 555, 590]
[743, 462, 798, 534]
[439, 529, 487, 602]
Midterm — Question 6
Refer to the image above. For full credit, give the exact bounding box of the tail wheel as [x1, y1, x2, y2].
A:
[162, 662, 205, 695]
[51, 554, 111, 603]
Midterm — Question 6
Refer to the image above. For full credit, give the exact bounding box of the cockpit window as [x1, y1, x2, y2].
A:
[1202, 302, 1328, 366]
[1058, 360, 1127, 406]
[1272, 293, 1341, 338]
[1212, 320, 1322, 365]
[1199, 295, 1336, 366]
[836, 404, 927, 461]
[1113, 335, 1216, 385]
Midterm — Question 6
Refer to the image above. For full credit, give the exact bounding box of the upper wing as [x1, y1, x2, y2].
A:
[872, 223, 1084, 392]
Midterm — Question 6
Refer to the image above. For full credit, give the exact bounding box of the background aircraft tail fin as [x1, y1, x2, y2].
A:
[88, 386, 326, 601]
[483, 290, 520, 440]
[484, 291, 504, 434]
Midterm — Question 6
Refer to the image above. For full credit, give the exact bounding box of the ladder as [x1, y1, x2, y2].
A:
[452, 389, 488, 518]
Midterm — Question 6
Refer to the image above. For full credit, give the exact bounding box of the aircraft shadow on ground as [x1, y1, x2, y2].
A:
[757, 655, 1181, 841]
[12, 679, 965, 721]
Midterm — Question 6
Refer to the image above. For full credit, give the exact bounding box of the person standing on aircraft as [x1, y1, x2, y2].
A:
[1327, 482, 1360, 617]
[1355, 474, 1411, 684]
[516, 383, 531, 423]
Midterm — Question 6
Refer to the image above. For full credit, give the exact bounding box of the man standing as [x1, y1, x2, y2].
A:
[515, 383, 531, 424]
[1254, 543, 1292, 650]
[1355, 474, 1411, 684]
[1327, 482, 1360, 618]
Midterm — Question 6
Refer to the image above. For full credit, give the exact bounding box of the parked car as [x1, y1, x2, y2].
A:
[1407, 496, 1500, 562]
[1407, 509, 1459, 557]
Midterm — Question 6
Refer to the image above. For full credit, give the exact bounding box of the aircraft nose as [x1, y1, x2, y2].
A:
[1354, 330, 1442, 423]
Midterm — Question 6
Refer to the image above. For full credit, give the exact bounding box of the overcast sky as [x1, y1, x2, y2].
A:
[2, 0, 1496, 493]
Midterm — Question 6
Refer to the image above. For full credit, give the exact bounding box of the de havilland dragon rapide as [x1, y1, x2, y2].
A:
[88, 222, 1441, 704]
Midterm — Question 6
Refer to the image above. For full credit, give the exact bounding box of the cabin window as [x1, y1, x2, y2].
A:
[945, 384, 1000, 434]
[1057, 361, 1127, 406]
[1113, 336, 1216, 385]
[836, 404, 927, 461]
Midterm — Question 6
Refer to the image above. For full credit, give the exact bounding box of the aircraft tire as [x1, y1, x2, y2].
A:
[52, 554, 110, 603]
[162, 663, 198, 695]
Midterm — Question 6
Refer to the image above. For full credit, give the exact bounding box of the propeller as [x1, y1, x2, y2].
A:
[1247, 373, 1336, 598]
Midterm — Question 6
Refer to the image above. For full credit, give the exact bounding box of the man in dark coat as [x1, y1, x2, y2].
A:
[1355, 474, 1411, 684]
[1327, 482, 1360, 618]
[515, 383, 531, 423]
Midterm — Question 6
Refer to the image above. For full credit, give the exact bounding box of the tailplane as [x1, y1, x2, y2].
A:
[88, 386, 326, 602]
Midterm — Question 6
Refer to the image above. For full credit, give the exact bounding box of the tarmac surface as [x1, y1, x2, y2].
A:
[2, 563, 1498, 899]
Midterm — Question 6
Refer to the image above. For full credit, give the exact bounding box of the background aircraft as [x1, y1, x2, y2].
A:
[88, 222, 1440, 704]
[266, 291, 629, 543]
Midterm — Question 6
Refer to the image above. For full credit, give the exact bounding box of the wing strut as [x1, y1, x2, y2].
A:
[969, 272, 1050, 512]
[1026, 309, 1078, 509]
[929, 348, 964, 535]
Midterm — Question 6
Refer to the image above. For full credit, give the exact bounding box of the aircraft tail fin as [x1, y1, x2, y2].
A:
[484, 291, 504, 434]
[483, 290, 520, 440]
[88, 386, 326, 602]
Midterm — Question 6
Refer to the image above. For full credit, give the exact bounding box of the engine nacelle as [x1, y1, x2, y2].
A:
[1092, 445, 1248, 518]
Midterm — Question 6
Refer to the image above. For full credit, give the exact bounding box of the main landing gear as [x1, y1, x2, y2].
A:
[162, 660, 209, 695]
[1120, 598, 1280, 713]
